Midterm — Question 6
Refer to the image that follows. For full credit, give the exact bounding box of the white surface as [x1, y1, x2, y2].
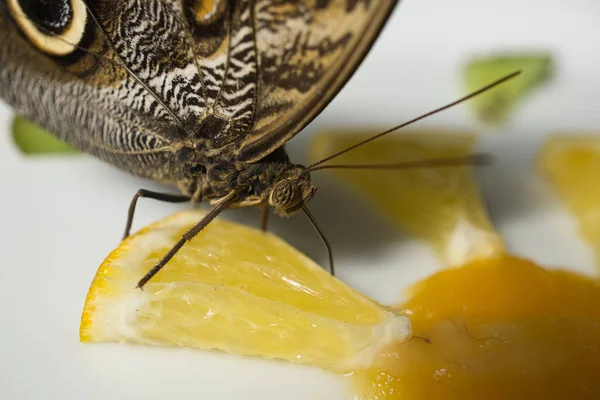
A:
[2, 1, 600, 399]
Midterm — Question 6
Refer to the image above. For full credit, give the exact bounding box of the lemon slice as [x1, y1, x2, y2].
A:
[309, 130, 505, 267]
[80, 210, 411, 373]
[537, 133, 600, 266]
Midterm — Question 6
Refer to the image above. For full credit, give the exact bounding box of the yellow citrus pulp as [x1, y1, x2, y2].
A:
[308, 130, 600, 399]
[352, 256, 600, 399]
[537, 134, 600, 268]
[80, 129, 600, 399]
[80, 210, 411, 373]
[309, 129, 505, 267]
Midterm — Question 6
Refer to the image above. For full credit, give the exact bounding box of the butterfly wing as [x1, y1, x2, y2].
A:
[0, 0, 399, 184]
[237, 0, 400, 162]
[0, 0, 212, 185]
[183, 0, 400, 161]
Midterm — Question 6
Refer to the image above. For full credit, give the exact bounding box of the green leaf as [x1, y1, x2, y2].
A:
[11, 116, 79, 155]
[464, 53, 554, 125]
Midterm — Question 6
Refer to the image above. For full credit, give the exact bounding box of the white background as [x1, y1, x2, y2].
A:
[1, 1, 600, 399]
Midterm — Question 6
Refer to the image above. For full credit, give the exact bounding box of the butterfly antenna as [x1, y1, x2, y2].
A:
[307, 70, 521, 171]
[302, 207, 335, 276]
[309, 153, 491, 172]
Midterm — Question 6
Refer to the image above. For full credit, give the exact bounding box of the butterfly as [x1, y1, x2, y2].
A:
[0, 0, 517, 288]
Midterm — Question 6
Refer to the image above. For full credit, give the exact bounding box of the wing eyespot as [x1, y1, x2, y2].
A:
[7, 0, 87, 56]
[186, 0, 226, 25]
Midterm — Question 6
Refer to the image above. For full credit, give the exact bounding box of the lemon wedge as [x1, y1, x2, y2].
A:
[80, 210, 411, 373]
[309, 130, 505, 267]
[537, 133, 600, 266]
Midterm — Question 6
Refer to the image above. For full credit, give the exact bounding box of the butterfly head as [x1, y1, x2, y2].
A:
[268, 166, 316, 217]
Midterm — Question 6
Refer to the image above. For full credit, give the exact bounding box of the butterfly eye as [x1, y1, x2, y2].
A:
[269, 180, 301, 210]
[8, 0, 87, 56]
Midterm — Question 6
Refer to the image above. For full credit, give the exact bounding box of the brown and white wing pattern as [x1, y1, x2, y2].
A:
[186, 0, 259, 149]
[238, 0, 400, 161]
[0, 0, 210, 183]
[183, 0, 399, 159]
[0, 0, 399, 185]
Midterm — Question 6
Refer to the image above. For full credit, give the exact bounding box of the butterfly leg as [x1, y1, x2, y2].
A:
[123, 189, 191, 240]
[260, 206, 269, 232]
[136, 191, 238, 289]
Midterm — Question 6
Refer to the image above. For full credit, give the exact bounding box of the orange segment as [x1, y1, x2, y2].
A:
[352, 256, 600, 399]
